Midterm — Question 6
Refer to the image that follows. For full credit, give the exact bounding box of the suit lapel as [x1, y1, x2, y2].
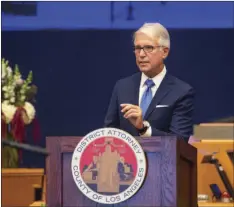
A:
[144, 73, 174, 119]
[131, 73, 141, 106]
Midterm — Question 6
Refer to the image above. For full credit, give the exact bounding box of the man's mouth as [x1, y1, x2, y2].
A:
[139, 61, 149, 64]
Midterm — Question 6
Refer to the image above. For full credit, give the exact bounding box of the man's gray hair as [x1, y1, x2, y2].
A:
[134, 23, 170, 49]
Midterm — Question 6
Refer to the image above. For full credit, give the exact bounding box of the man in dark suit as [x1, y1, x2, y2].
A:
[104, 23, 195, 142]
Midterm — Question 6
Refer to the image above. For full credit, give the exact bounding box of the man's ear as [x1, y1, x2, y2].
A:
[162, 47, 169, 59]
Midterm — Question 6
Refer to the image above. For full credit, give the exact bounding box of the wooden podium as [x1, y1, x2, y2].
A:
[46, 136, 197, 207]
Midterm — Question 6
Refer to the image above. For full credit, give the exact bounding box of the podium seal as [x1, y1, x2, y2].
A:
[71, 128, 146, 204]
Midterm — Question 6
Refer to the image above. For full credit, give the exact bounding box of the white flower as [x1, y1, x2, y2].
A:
[1, 101, 17, 123]
[2, 84, 16, 101]
[4, 93, 9, 99]
[20, 95, 26, 102]
[1, 66, 12, 80]
[2, 86, 8, 92]
[23, 102, 35, 123]
[7, 66, 12, 75]
[10, 97, 15, 104]
[1, 63, 7, 79]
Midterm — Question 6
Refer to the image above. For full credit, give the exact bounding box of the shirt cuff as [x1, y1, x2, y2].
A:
[140, 124, 152, 137]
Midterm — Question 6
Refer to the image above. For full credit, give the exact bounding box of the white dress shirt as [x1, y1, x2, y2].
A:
[139, 66, 167, 137]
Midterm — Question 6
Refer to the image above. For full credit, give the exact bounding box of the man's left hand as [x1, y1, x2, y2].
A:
[120, 104, 143, 129]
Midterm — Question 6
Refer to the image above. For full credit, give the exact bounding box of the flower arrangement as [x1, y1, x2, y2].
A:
[1, 58, 40, 167]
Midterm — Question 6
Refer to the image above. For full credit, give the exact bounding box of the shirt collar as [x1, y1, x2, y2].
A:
[140, 65, 167, 88]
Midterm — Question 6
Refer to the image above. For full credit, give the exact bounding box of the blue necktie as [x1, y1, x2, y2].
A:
[140, 79, 155, 118]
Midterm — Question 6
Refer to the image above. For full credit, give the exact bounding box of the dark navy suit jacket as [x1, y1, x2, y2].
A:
[104, 72, 195, 142]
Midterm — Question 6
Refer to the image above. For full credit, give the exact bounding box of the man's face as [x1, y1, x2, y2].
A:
[134, 32, 169, 76]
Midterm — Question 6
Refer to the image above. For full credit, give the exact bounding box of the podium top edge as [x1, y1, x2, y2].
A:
[46, 136, 179, 141]
[46, 136, 178, 138]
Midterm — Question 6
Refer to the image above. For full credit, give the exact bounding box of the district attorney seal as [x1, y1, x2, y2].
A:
[71, 128, 146, 204]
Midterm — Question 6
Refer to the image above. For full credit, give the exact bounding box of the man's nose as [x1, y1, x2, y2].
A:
[139, 49, 146, 57]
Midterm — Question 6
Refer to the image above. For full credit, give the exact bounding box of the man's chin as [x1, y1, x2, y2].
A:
[139, 67, 151, 73]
